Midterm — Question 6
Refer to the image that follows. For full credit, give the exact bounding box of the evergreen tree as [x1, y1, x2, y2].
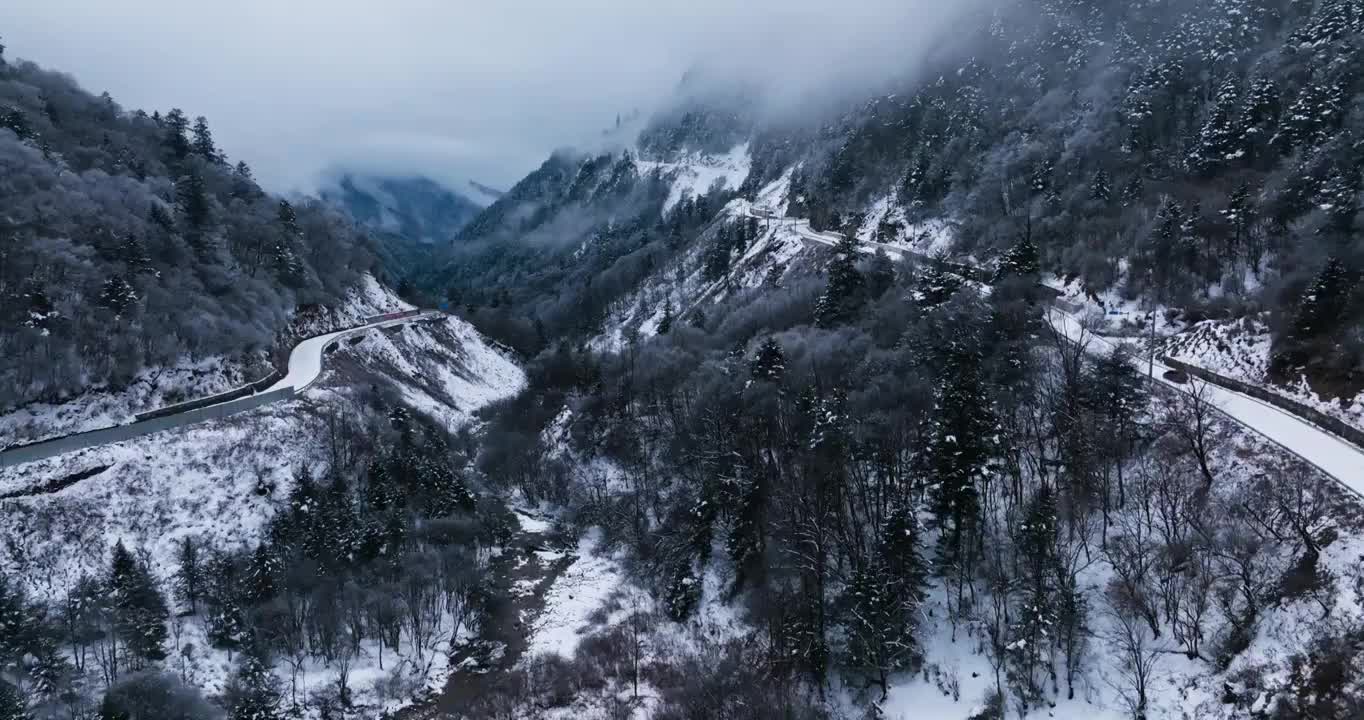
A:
[1239, 74, 1279, 164]
[115, 233, 154, 277]
[225, 648, 282, 720]
[992, 229, 1040, 283]
[162, 109, 191, 159]
[1272, 256, 1356, 377]
[1010, 484, 1059, 698]
[231, 161, 258, 200]
[245, 544, 278, 606]
[272, 201, 305, 285]
[1120, 174, 1144, 207]
[702, 226, 734, 283]
[814, 234, 866, 327]
[108, 542, 169, 669]
[750, 337, 786, 383]
[1274, 71, 1347, 152]
[1221, 181, 1254, 260]
[688, 308, 707, 330]
[1091, 169, 1112, 203]
[205, 553, 245, 651]
[1289, 257, 1354, 341]
[915, 263, 962, 308]
[1191, 76, 1243, 175]
[843, 504, 926, 698]
[98, 276, 138, 317]
[174, 537, 203, 615]
[190, 116, 219, 162]
[865, 250, 896, 300]
[927, 345, 995, 572]
[1316, 166, 1360, 237]
[0, 680, 26, 720]
[176, 170, 211, 229]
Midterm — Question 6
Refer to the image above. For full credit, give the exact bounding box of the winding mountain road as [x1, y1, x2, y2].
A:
[0, 311, 441, 469]
[742, 206, 1364, 494]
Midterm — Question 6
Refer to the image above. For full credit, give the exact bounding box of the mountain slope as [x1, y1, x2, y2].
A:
[320, 173, 485, 277]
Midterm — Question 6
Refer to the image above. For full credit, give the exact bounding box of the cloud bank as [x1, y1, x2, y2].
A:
[8, 0, 989, 192]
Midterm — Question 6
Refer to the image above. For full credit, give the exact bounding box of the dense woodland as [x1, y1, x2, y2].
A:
[5, 0, 1364, 717]
[1, 407, 507, 719]
[0, 39, 381, 411]
[437, 0, 1364, 398]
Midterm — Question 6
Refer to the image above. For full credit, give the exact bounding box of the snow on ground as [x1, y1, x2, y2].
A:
[313, 314, 525, 431]
[524, 529, 626, 662]
[0, 354, 268, 446]
[853, 192, 956, 257]
[1048, 306, 1364, 494]
[0, 281, 521, 719]
[635, 144, 751, 215]
[1162, 315, 1364, 434]
[0, 274, 413, 447]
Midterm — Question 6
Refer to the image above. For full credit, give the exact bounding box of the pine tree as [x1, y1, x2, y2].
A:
[1010, 484, 1059, 697]
[927, 345, 995, 572]
[1290, 257, 1354, 341]
[0, 680, 26, 720]
[115, 233, 154, 277]
[993, 229, 1040, 283]
[175, 537, 203, 615]
[814, 234, 866, 327]
[1239, 74, 1279, 164]
[1121, 174, 1144, 207]
[191, 116, 219, 162]
[915, 262, 962, 308]
[245, 544, 279, 606]
[1316, 166, 1360, 238]
[177, 170, 211, 229]
[108, 542, 169, 669]
[225, 648, 282, 720]
[1274, 72, 1347, 152]
[688, 308, 707, 329]
[1191, 76, 1243, 175]
[702, 226, 734, 283]
[231, 161, 258, 200]
[205, 553, 245, 651]
[843, 504, 926, 698]
[98, 276, 138, 317]
[162, 109, 191, 159]
[1220, 181, 1254, 260]
[663, 560, 700, 622]
[1091, 169, 1112, 203]
[750, 337, 786, 383]
[272, 201, 305, 285]
[1273, 256, 1356, 377]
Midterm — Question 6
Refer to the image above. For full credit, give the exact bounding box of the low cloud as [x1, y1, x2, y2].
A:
[8, 0, 991, 192]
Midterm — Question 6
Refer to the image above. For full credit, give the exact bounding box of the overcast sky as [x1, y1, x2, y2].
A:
[8, 1, 984, 193]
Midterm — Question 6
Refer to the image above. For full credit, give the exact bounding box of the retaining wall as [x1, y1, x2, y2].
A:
[0, 388, 295, 469]
[1160, 356, 1364, 450]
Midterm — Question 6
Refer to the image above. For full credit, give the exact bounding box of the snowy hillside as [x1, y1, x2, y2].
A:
[0, 277, 524, 718]
[0, 275, 413, 446]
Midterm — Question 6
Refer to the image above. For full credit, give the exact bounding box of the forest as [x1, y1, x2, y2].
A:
[4, 0, 1364, 716]
[0, 40, 382, 411]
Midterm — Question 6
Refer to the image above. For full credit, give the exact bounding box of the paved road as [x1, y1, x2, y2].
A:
[742, 207, 1364, 492]
[0, 311, 441, 469]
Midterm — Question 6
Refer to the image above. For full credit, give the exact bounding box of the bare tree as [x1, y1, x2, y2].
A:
[1163, 380, 1221, 490]
[1107, 606, 1163, 720]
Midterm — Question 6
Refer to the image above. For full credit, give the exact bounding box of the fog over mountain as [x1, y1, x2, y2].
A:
[7, 0, 989, 192]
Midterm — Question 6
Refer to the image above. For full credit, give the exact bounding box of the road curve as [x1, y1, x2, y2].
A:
[741, 206, 1364, 493]
[0, 311, 441, 469]
[265, 311, 440, 394]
